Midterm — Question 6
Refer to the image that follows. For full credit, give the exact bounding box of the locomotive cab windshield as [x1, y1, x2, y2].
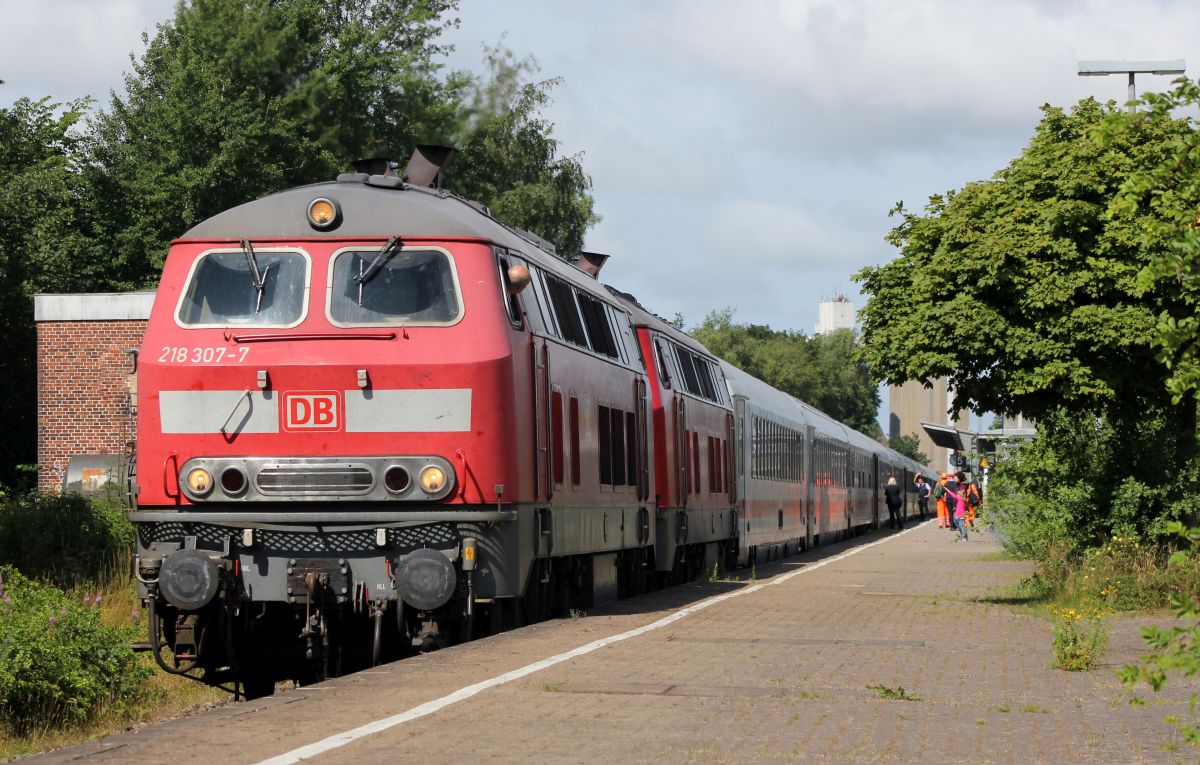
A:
[329, 246, 462, 325]
[176, 248, 308, 326]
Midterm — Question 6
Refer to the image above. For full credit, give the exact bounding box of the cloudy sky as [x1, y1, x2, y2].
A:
[2, 0, 1198, 426]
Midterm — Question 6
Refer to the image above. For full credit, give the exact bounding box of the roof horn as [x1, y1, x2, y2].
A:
[350, 157, 396, 176]
[403, 145, 458, 189]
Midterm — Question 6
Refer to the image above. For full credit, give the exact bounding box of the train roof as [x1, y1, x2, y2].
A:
[181, 177, 526, 244]
[606, 287, 719, 359]
[178, 174, 624, 303]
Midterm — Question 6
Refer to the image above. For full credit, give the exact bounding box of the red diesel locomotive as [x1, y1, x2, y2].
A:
[129, 151, 928, 697]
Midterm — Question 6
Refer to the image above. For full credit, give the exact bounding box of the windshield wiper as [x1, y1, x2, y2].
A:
[241, 239, 271, 314]
[354, 235, 402, 306]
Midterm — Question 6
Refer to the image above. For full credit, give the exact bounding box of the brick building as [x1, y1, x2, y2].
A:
[34, 292, 154, 493]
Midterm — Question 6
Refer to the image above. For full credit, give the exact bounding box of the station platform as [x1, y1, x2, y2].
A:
[30, 520, 1194, 764]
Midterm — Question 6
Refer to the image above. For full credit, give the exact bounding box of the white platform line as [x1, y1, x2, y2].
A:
[253, 522, 926, 765]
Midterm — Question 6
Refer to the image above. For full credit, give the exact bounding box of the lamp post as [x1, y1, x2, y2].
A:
[1078, 59, 1186, 113]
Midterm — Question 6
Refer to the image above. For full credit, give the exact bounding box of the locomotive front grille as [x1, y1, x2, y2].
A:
[255, 465, 374, 495]
[173, 455, 455, 502]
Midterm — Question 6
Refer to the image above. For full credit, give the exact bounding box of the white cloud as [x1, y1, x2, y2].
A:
[0, 0, 167, 105]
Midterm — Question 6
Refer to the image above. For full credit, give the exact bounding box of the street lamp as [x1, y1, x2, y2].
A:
[1078, 59, 1186, 113]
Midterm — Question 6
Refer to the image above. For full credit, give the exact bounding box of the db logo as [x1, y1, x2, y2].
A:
[282, 391, 342, 432]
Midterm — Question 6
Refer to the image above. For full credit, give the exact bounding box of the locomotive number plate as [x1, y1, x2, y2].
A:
[157, 346, 250, 364]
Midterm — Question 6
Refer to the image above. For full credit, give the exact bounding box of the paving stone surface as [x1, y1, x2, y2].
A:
[26, 521, 1200, 764]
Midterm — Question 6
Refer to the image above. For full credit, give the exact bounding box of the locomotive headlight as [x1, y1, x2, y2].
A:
[419, 465, 448, 494]
[185, 467, 214, 496]
[307, 197, 341, 230]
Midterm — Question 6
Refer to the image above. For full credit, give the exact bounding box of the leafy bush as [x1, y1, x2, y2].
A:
[1120, 522, 1200, 748]
[984, 407, 1199, 564]
[0, 566, 149, 733]
[0, 492, 135, 589]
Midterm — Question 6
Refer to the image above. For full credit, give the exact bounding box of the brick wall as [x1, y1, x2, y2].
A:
[35, 293, 154, 493]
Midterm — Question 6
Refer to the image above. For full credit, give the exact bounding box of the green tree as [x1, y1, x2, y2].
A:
[887, 433, 928, 464]
[447, 44, 597, 258]
[855, 98, 1197, 465]
[0, 96, 100, 487]
[690, 309, 881, 436]
[1105, 78, 1200, 405]
[88, 4, 597, 279]
[808, 329, 881, 436]
[87, 0, 465, 284]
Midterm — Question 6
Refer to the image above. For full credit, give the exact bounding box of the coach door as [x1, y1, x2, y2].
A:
[674, 396, 688, 507]
[532, 336, 551, 501]
[804, 425, 816, 550]
[871, 453, 880, 527]
[634, 377, 650, 502]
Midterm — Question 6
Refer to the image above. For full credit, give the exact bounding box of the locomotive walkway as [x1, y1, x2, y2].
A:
[30, 522, 1194, 764]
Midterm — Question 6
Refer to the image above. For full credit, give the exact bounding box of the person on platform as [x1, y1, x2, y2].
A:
[945, 481, 970, 541]
[965, 477, 982, 529]
[884, 475, 903, 529]
[914, 473, 930, 521]
[934, 473, 951, 528]
[944, 472, 960, 530]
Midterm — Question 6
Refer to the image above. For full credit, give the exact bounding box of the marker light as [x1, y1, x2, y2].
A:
[307, 197, 340, 230]
[186, 468, 214, 496]
[419, 465, 447, 494]
[506, 264, 531, 294]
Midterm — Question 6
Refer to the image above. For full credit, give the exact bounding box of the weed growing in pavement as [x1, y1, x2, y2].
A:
[995, 704, 1011, 713]
[1019, 704, 1047, 713]
[569, 608, 586, 620]
[789, 690, 824, 700]
[750, 565, 757, 581]
[542, 682, 560, 692]
[867, 684, 920, 701]
[708, 562, 720, 582]
[975, 718, 986, 725]
[1050, 606, 1109, 671]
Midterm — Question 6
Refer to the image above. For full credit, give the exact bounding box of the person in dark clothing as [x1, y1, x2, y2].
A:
[884, 475, 903, 529]
[914, 473, 930, 521]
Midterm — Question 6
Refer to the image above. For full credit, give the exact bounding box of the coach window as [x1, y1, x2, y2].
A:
[543, 274, 589, 348]
[611, 408, 626, 486]
[626, 411, 638, 488]
[177, 248, 309, 328]
[578, 292, 619, 359]
[328, 247, 461, 326]
[673, 345, 701, 395]
[527, 267, 558, 335]
[695, 357, 718, 402]
[654, 338, 674, 389]
[551, 390, 565, 486]
[598, 405, 612, 486]
[496, 251, 525, 329]
[605, 304, 633, 365]
[569, 395, 581, 486]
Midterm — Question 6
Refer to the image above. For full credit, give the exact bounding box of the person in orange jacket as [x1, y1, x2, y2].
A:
[934, 473, 950, 528]
[964, 476, 982, 528]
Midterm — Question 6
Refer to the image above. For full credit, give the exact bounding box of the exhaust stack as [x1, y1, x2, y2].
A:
[578, 251, 610, 279]
[404, 145, 458, 189]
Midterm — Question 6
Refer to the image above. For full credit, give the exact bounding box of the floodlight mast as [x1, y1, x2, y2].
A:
[1078, 59, 1186, 113]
